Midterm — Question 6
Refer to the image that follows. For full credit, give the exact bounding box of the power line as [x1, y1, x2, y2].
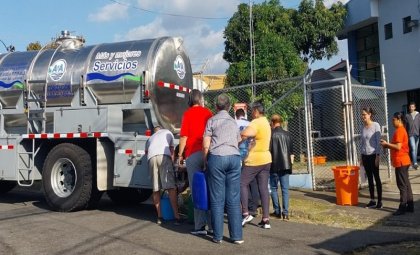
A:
[108, 0, 229, 20]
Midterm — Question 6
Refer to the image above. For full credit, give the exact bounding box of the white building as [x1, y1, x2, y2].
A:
[338, 0, 420, 118]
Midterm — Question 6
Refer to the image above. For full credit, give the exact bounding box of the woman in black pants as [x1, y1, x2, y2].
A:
[360, 107, 382, 209]
[381, 112, 414, 215]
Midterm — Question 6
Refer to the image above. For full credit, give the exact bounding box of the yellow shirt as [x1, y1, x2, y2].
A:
[244, 116, 272, 166]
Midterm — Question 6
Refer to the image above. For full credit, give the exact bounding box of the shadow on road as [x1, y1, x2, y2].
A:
[306, 176, 420, 254]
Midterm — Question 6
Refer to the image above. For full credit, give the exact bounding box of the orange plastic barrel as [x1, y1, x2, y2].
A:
[332, 166, 359, 206]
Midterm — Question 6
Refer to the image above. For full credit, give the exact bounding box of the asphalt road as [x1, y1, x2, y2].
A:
[0, 187, 419, 255]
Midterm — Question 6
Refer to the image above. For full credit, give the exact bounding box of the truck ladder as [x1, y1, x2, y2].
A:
[16, 139, 40, 187]
[24, 79, 47, 134]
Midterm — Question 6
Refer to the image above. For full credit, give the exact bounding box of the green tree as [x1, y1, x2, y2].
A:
[26, 40, 62, 51]
[223, 0, 346, 86]
[293, 0, 347, 62]
[26, 41, 42, 51]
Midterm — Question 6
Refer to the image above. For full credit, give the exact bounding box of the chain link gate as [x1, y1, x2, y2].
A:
[306, 63, 391, 190]
[202, 63, 391, 190]
[203, 75, 310, 177]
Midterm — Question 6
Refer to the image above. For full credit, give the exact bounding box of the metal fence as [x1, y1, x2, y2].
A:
[203, 75, 309, 175]
[203, 63, 391, 190]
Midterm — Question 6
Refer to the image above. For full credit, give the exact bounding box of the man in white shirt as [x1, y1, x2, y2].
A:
[405, 102, 420, 170]
[146, 126, 181, 225]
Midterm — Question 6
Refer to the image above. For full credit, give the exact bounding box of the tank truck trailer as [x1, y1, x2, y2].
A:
[0, 31, 192, 211]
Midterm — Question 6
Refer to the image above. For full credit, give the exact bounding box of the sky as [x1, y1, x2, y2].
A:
[0, 0, 348, 74]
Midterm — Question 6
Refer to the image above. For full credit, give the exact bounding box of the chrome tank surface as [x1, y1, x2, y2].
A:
[0, 37, 192, 132]
[0, 51, 37, 107]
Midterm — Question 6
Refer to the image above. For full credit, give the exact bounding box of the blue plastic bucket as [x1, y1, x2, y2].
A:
[160, 193, 175, 220]
[192, 171, 209, 210]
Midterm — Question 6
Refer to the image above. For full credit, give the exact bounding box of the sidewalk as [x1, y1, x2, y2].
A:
[283, 168, 420, 253]
[290, 167, 420, 225]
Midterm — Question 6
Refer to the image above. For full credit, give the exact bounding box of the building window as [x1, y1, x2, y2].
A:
[356, 23, 380, 84]
[403, 16, 413, 34]
[384, 23, 393, 39]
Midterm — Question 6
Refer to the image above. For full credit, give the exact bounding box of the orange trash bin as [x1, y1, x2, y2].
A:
[332, 166, 359, 206]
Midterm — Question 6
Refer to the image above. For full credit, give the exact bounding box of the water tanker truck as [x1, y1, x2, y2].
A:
[0, 31, 192, 211]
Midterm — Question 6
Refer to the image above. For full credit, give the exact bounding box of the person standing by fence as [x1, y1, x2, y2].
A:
[235, 108, 260, 217]
[145, 126, 181, 225]
[269, 114, 293, 220]
[240, 101, 272, 229]
[405, 102, 420, 170]
[360, 107, 383, 209]
[203, 94, 243, 244]
[381, 112, 414, 215]
[178, 89, 213, 235]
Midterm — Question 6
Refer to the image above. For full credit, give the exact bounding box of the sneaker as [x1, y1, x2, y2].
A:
[270, 212, 282, 219]
[406, 202, 414, 213]
[241, 214, 254, 226]
[191, 226, 207, 235]
[375, 201, 383, 209]
[212, 239, 222, 244]
[233, 240, 244, 245]
[156, 217, 164, 225]
[282, 213, 289, 221]
[365, 200, 376, 208]
[257, 220, 271, 229]
[413, 164, 418, 170]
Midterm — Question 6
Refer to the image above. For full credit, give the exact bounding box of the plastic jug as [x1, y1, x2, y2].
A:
[192, 171, 209, 210]
[160, 192, 175, 220]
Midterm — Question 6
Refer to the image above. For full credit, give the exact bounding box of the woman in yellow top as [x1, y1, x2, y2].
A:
[240, 101, 272, 229]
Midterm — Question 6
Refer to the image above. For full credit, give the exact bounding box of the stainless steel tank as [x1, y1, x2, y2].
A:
[0, 37, 192, 132]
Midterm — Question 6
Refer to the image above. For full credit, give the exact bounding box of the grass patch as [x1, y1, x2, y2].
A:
[289, 198, 378, 229]
[178, 189, 380, 229]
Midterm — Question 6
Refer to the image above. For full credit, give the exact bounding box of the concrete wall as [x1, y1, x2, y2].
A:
[345, 0, 379, 29]
[378, 0, 420, 93]
[387, 91, 407, 135]
[347, 31, 359, 79]
[342, 0, 420, 118]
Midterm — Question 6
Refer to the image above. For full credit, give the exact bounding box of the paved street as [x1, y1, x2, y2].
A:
[1, 177, 419, 255]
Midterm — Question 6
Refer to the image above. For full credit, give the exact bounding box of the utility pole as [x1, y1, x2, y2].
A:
[249, 0, 256, 100]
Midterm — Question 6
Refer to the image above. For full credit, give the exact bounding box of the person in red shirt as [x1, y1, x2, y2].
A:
[381, 112, 414, 215]
[178, 89, 213, 235]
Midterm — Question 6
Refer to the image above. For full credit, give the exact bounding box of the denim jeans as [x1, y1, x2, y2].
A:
[269, 172, 289, 216]
[207, 154, 242, 241]
[186, 151, 212, 230]
[409, 135, 419, 165]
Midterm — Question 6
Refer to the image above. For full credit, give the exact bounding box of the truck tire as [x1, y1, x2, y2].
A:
[42, 143, 93, 212]
[0, 181, 17, 194]
[107, 188, 152, 205]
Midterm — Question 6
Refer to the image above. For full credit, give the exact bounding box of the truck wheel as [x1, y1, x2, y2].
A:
[42, 143, 93, 212]
[107, 188, 152, 205]
[0, 181, 17, 194]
